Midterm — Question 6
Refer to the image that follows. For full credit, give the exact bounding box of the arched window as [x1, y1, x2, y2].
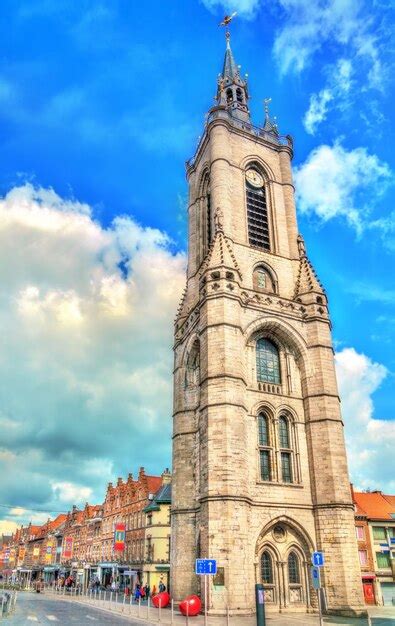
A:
[261, 551, 273, 584]
[258, 413, 272, 481]
[185, 340, 200, 388]
[279, 415, 292, 483]
[288, 552, 300, 584]
[236, 87, 243, 103]
[201, 174, 212, 251]
[256, 339, 281, 385]
[253, 266, 275, 292]
[258, 414, 269, 446]
[245, 168, 270, 251]
[279, 416, 290, 448]
[226, 88, 233, 104]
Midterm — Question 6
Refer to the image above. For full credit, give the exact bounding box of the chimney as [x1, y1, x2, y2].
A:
[117, 477, 123, 486]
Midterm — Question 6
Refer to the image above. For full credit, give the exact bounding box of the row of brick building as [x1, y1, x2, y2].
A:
[1, 478, 393, 605]
[0, 467, 172, 592]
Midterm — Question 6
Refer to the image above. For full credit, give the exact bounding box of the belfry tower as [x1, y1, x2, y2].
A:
[171, 32, 365, 616]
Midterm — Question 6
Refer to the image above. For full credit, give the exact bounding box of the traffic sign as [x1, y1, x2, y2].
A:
[195, 559, 217, 575]
[312, 551, 325, 567]
[311, 566, 321, 590]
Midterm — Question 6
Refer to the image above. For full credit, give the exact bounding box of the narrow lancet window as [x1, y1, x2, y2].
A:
[245, 168, 270, 250]
[256, 338, 281, 385]
[261, 551, 273, 584]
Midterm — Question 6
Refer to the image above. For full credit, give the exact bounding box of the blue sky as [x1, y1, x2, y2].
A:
[0, 0, 394, 530]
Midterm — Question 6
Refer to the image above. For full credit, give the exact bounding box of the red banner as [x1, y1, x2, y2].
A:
[62, 536, 74, 559]
[17, 546, 26, 565]
[113, 522, 126, 552]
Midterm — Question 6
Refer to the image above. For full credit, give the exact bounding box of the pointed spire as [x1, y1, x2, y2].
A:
[222, 31, 239, 80]
[263, 98, 279, 135]
[200, 209, 242, 279]
[294, 235, 326, 299]
[216, 31, 250, 122]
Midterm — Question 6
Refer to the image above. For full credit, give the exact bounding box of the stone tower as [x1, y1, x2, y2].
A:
[171, 33, 365, 617]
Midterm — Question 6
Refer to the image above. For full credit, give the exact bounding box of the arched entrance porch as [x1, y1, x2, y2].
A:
[255, 517, 314, 612]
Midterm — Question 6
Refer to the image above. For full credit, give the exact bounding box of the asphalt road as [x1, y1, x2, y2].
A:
[6, 591, 144, 625]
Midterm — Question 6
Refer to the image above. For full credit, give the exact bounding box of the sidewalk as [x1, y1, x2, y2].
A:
[44, 588, 395, 626]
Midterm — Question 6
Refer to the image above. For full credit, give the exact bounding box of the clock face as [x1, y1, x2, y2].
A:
[246, 169, 264, 188]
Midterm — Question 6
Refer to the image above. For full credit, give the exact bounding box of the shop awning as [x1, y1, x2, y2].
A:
[155, 565, 170, 571]
[44, 567, 59, 572]
[362, 574, 376, 579]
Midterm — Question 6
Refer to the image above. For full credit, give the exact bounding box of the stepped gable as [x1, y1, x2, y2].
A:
[294, 234, 325, 299]
[200, 223, 242, 278]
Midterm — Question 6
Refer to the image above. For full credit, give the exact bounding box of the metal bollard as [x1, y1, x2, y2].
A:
[147, 596, 150, 620]
[186, 598, 189, 626]
[122, 594, 126, 613]
[226, 605, 230, 626]
[138, 597, 141, 618]
[129, 594, 132, 615]
[171, 599, 174, 625]
[110, 591, 113, 610]
[159, 598, 162, 622]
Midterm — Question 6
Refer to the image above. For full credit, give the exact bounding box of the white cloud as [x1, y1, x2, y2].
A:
[335, 348, 394, 493]
[272, 0, 389, 79]
[0, 183, 186, 527]
[303, 89, 334, 135]
[201, 0, 260, 17]
[303, 59, 353, 134]
[294, 142, 392, 232]
[51, 482, 93, 504]
[0, 520, 18, 536]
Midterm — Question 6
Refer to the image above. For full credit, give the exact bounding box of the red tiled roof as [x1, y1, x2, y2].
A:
[383, 494, 395, 508]
[146, 476, 162, 494]
[353, 491, 395, 521]
[50, 514, 67, 529]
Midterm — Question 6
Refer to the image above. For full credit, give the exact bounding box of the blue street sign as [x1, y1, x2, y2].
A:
[195, 559, 217, 575]
[312, 551, 325, 567]
[311, 566, 321, 590]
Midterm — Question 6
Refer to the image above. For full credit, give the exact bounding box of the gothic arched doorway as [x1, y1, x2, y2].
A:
[255, 519, 313, 611]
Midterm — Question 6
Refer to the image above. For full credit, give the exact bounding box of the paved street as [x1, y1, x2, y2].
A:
[5, 592, 395, 626]
[6, 591, 141, 625]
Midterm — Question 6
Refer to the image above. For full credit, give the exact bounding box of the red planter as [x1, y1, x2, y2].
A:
[152, 592, 170, 608]
[179, 595, 202, 616]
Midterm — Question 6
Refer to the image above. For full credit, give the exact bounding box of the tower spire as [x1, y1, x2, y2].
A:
[263, 98, 279, 135]
[216, 29, 250, 122]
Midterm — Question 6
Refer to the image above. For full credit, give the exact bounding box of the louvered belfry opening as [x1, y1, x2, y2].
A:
[246, 181, 270, 250]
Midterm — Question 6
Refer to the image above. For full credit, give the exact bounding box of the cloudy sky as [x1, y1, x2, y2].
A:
[0, 0, 394, 533]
